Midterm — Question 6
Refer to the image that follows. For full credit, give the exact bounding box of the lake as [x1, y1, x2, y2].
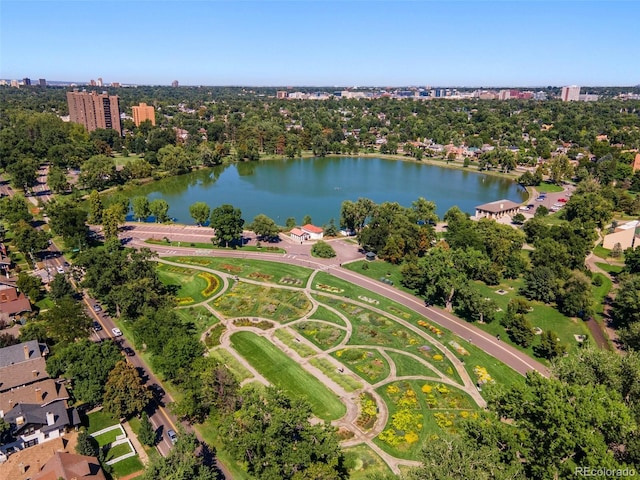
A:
[124, 157, 527, 225]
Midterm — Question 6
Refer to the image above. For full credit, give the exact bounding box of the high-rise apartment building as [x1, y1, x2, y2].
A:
[97, 77, 103, 87]
[39, 78, 46, 87]
[171, 80, 179, 87]
[66, 90, 122, 135]
[22, 78, 31, 86]
[132, 103, 156, 126]
[561, 85, 580, 102]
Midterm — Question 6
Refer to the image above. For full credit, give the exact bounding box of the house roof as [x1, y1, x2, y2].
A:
[0, 379, 69, 412]
[4, 400, 79, 435]
[0, 287, 32, 317]
[475, 199, 521, 213]
[289, 228, 304, 236]
[0, 341, 50, 393]
[34, 452, 107, 480]
[302, 224, 323, 234]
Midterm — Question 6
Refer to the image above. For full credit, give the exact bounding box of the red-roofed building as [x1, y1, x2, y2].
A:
[301, 224, 324, 240]
[0, 284, 32, 322]
[34, 451, 107, 480]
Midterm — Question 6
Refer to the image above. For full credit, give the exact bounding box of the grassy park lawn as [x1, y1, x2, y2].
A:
[344, 260, 407, 293]
[146, 238, 285, 254]
[213, 282, 311, 323]
[534, 182, 564, 193]
[156, 263, 222, 305]
[309, 305, 347, 327]
[332, 348, 390, 384]
[345, 444, 394, 479]
[293, 320, 346, 350]
[313, 270, 392, 301]
[93, 428, 121, 447]
[113, 152, 143, 167]
[592, 273, 613, 323]
[167, 256, 311, 285]
[175, 305, 219, 334]
[274, 328, 317, 357]
[473, 280, 591, 355]
[308, 357, 364, 392]
[230, 331, 346, 421]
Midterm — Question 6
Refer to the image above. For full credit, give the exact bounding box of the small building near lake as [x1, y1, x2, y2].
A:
[474, 199, 521, 220]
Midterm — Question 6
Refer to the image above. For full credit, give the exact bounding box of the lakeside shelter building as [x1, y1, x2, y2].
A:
[289, 224, 324, 242]
[474, 199, 521, 220]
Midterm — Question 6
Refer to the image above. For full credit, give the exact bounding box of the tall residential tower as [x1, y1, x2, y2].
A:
[132, 103, 156, 126]
[561, 85, 581, 102]
[66, 90, 122, 135]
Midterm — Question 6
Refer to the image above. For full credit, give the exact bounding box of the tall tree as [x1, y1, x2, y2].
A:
[210, 204, 244, 247]
[103, 360, 153, 419]
[132, 196, 151, 222]
[149, 198, 170, 223]
[42, 296, 92, 346]
[189, 201, 211, 226]
[87, 190, 104, 224]
[249, 213, 279, 240]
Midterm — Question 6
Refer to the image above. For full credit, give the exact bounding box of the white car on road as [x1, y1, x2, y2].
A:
[112, 327, 122, 337]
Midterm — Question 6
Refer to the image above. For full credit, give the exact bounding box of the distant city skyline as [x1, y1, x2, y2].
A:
[1, 1, 638, 87]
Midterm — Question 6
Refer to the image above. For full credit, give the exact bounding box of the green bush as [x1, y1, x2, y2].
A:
[311, 241, 336, 258]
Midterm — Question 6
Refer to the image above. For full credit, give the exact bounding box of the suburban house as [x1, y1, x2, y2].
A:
[32, 452, 107, 480]
[0, 284, 32, 323]
[289, 224, 324, 242]
[474, 199, 521, 220]
[603, 220, 640, 250]
[0, 378, 70, 414]
[0, 340, 49, 393]
[1, 400, 80, 450]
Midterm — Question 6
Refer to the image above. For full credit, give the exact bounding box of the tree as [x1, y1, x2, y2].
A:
[620, 322, 640, 351]
[548, 155, 573, 184]
[7, 156, 39, 189]
[612, 274, 640, 327]
[0, 194, 32, 225]
[189, 202, 211, 226]
[79, 155, 117, 190]
[302, 214, 313, 225]
[535, 330, 566, 359]
[42, 296, 92, 346]
[210, 204, 244, 247]
[285, 217, 296, 228]
[76, 430, 99, 457]
[132, 196, 151, 222]
[249, 213, 279, 240]
[48, 166, 69, 194]
[311, 241, 336, 258]
[12, 220, 50, 258]
[564, 192, 613, 228]
[511, 213, 526, 225]
[17, 271, 42, 301]
[323, 218, 339, 237]
[557, 271, 593, 318]
[624, 246, 640, 274]
[138, 412, 157, 447]
[87, 190, 103, 224]
[49, 273, 75, 301]
[46, 200, 89, 248]
[142, 431, 219, 480]
[103, 360, 153, 419]
[149, 198, 170, 223]
[102, 203, 126, 240]
[522, 266, 558, 303]
[508, 313, 534, 347]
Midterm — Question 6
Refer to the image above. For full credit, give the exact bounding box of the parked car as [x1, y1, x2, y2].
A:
[123, 347, 135, 356]
[167, 429, 178, 444]
[92, 321, 102, 331]
[56, 266, 65, 274]
[112, 327, 122, 337]
[93, 304, 102, 312]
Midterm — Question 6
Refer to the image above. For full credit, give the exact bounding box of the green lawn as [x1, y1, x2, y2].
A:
[86, 410, 119, 434]
[308, 357, 364, 392]
[93, 428, 121, 447]
[332, 348, 390, 384]
[274, 328, 317, 357]
[595, 262, 624, 274]
[146, 238, 285, 254]
[127, 417, 161, 463]
[230, 331, 346, 421]
[113, 152, 143, 167]
[104, 442, 133, 461]
[110, 454, 144, 479]
[344, 260, 406, 293]
[167, 256, 312, 285]
[292, 320, 346, 350]
[207, 348, 253, 382]
[534, 182, 564, 193]
[386, 350, 435, 377]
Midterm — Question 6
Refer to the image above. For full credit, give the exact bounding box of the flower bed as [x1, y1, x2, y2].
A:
[198, 272, 220, 296]
[473, 366, 495, 385]
[356, 392, 378, 430]
[358, 295, 380, 305]
[417, 320, 443, 337]
[378, 383, 423, 448]
[448, 340, 469, 357]
[177, 296, 195, 305]
[233, 318, 274, 330]
[316, 283, 344, 293]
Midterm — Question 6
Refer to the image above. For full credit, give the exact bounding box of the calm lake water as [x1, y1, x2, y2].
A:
[125, 157, 527, 225]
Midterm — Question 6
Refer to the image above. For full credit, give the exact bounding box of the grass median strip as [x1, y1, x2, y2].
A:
[230, 331, 346, 421]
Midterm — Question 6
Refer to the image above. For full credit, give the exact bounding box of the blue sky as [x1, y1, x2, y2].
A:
[1, 1, 638, 87]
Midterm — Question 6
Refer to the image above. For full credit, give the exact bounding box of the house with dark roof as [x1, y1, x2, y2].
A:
[1, 399, 80, 451]
[0, 378, 70, 414]
[33, 451, 107, 480]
